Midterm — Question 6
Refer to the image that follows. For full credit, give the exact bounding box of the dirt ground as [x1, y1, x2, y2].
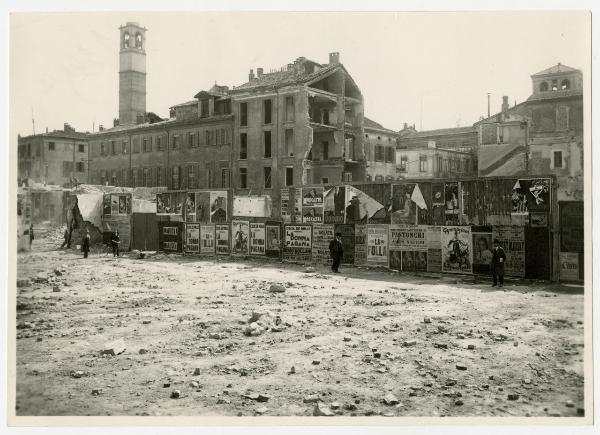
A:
[14, 235, 585, 417]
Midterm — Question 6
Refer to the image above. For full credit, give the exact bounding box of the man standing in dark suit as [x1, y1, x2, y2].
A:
[491, 238, 507, 287]
[329, 232, 344, 273]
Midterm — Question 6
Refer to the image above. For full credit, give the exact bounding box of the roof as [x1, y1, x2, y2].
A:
[402, 126, 476, 139]
[91, 118, 177, 135]
[19, 130, 89, 141]
[531, 63, 581, 77]
[231, 60, 340, 92]
[363, 117, 397, 135]
[527, 89, 583, 102]
[170, 100, 197, 109]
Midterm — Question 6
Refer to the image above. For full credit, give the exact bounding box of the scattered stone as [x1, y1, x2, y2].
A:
[343, 337, 351, 342]
[52, 286, 61, 293]
[313, 402, 334, 416]
[467, 344, 475, 350]
[383, 393, 399, 405]
[142, 320, 151, 324]
[16, 279, 31, 288]
[305, 334, 315, 339]
[507, 394, 519, 401]
[70, 370, 85, 378]
[423, 317, 431, 324]
[304, 266, 316, 273]
[101, 338, 126, 356]
[91, 388, 102, 396]
[312, 360, 320, 365]
[268, 283, 286, 293]
[288, 366, 296, 375]
[373, 352, 381, 358]
[190, 380, 200, 388]
[243, 393, 270, 402]
[514, 341, 519, 347]
[36, 337, 42, 342]
[138, 348, 148, 355]
[434, 343, 448, 349]
[455, 364, 467, 371]
[523, 378, 532, 385]
[344, 403, 357, 411]
[445, 379, 457, 386]
[170, 390, 181, 399]
[331, 401, 341, 409]
[303, 394, 320, 404]
[193, 368, 201, 376]
[565, 400, 574, 408]
[454, 399, 464, 406]
[403, 340, 417, 347]
[255, 406, 268, 415]
[163, 383, 171, 388]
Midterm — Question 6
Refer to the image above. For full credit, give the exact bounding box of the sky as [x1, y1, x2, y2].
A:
[9, 11, 590, 144]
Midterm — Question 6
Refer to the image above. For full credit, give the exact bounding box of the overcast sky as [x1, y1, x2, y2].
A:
[10, 11, 590, 143]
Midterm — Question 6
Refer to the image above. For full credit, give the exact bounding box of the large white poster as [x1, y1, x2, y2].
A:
[250, 222, 266, 255]
[367, 224, 388, 266]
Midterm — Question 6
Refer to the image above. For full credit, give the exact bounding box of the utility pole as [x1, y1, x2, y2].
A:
[31, 107, 36, 135]
[487, 93, 490, 118]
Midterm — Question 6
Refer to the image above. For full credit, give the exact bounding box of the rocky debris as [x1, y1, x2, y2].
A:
[454, 399, 464, 406]
[402, 340, 417, 347]
[304, 266, 316, 273]
[91, 388, 102, 396]
[242, 392, 270, 402]
[244, 311, 281, 336]
[423, 317, 431, 324]
[268, 283, 286, 293]
[189, 380, 200, 389]
[467, 344, 476, 350]
[507, 394, 519, 401]
[455, 363, 468, 371]
[52, 286, 61, 293]
[331, 402, 341, 410]
[255, 406, 268, 415]
[303, 394, 320, 403]
[101, 338, 126, 356]
[288, 366, 296, 375]
[193, 368, 201, 376]
[565, 400, 574, 408]
[434, 342, 448, 349]
[16, 279, 31, 288]
[142, 320, 151, 325]
[383, 393, 399, 405]
[70, 370, 85, 378]
[170, 390, 181, 399]
[138, 348, 148, 355]
[313, 402, 334, 416]
[344, 403, 357, 411]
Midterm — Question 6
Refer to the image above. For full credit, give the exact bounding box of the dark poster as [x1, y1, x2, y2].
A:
[389, 250, 402, 271]
[560, 201, 584, 253]
[390, 184, 416, 224]
[512, 178, 551, 215]
[158, 221, 183, 252]
[210, 191, 228, 223]
[324, 186, 346, 224]
[265, 224, 282, 258]
[103, 195, 111, 215]
[472, 232, 493, 274]
[195, 192, 211, 223]
[444, 182, 459, 215]
[185, 192, 196, 222]
[156, 193, 171, 214]
[334, 223, 355, 264]
[432, 183, 445, 206]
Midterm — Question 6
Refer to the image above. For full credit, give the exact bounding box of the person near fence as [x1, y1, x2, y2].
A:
[60, 226, 70, 249]
[491, 238, 507, 287]
[329, 232, 344, 273]
[111, 231, 121, 257]
[29, 224, 34, 248]
[82, 229, 91, 259]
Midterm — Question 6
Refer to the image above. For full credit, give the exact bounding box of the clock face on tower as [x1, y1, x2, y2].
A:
[123, 32, 130, 48]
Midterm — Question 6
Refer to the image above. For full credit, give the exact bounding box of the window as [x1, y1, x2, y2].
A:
[437, 155, 443, 173]
[111, 141, 116, 155]
[48, 142, 55, 151]
[375, 145, 384, 162]
[207, 168, 214, 188]
[143, 168, 151, 187]
[264, 99, 272, 124]
[553, 151, 563, 169]
[285, 96, 294, 122]
[100, 142, 106, 156]
[35, 144, 41, 157]
[157, 167, 164, 186]
[221, 168, 230, 188]
[539, 81, 548, 92]
[556, 106, 570, 131]
[285, 128, 294, 156]
[322, 141, 329, 160]
[76, 162, 85, 172]
[399, 155, 407, 172]
[205, 130, 211, 146]
[215, 130, 220, 145]
[122, 141, 128, 154]
[561, 79, 571, 90]
[172, 166, 180, 189]
[201, 100, 209, 118]
[239, 167, 248, 188]
[132, 137, 140, 153]
[343, 172, 352, 183]
[240, 133, 248, 159]
[26, 144, 31, 157]
[419, 156, 428, 172]
[111, 171, 117, 186]
[285, 167, 294, 186]
[172, 135, 180, 150]
[62, 161, 74, 176]
[264, 131, 272, 158]
[156, 136, 163, 151]
[551, 79, 558, 91]
[188, 133, 195, 148]
[78, 144, 85, 153]
[322, 177, 329, 184]
[385, 147, 394, 163]
[143, 138, 149, 152]
[264, 167, 272, 188]
[240, 102, 248, 126]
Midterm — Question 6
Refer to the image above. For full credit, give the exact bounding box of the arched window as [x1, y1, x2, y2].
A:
[135, 33, 142, 49]
[561, 79, 570, 90]
[539, 81, 548, 92]
[123, 32, 130, 48]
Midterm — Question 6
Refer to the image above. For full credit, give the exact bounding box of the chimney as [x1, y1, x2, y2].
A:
[136, 114, 145, 125]
[64, 123, 75, 132]
[99, 125, 104, 132]
[403, 122, 408, 130]
[257, 68, 264, 77]
[501, 96, 509, 113]
[329, 52, 340, 64]
[113, 118, 120, 127]
[248, 69, 255, 81]
[45, 127, 48, 133]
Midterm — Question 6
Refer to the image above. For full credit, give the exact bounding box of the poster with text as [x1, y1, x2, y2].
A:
[472, 232, 493, 274]
[265, 224, 281, 258]
[334, 224, 355, 264]
[354, 224, 368, 266]
[441, 226, 472, 273]
[324, 186, 346, 224]
[110, 194, 119, 215]
[427, 226, 442, 272]
[388, 225, 427, 251]
[185, 223, 200, 253]
[444, 182, 459, 215]
[231, 220, 250, 256]
[118, 195, 127, 214]
[312, 224, 334, 264]
[389, 249, 402, 271]
[195, 192, 211, 223]
[559, 252, 579, 281]
[367, 225, 389, 267]
[215, 224, 230, 255]
[200, 224, 215, 255]
[283, 224, 312, 263]
[171, 192, 185, 215]
[158, 221, 183, 252]
[210, 191, 228, 223]
[293, 189, 303, 223]
[156, 193, 171, 214]
[249, 222, 266, 256]
[185, 192, 196, 222]
[492, 226, 525, 277]
[280, 188, 291, 223]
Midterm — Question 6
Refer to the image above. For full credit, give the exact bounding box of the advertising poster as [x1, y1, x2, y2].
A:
[441, 226, 472, 273]
[426, 226, 442, 272]
[492, 226, 525, 277]
[280, 188, 291, 223]
[390, 184, 416, 224]
[103, 195, 111, 215]
[302, 187, 324, 224]
[231, 220, 250, 256]
[118, 195, 127, 214]
[472, 232, 493, 274]
[265, 224, 281, 258]
[283, 224, 312, 262]
[215, 224, 230, 255]
[389, 250, 402, 271]
[293, 189, 303, 223]
[110, 195, 119, 215]
[432, 183, 445, 206]
[324, 186, 346, 224]
[345, 185, 384, 224]
[185, 192, 196, 222]
[156, 193, 171, 214]
[249, 222, 266, 256]
[512, 178, 551, 215]
[559, 252, 579, 281]
[389, 225, 427, 272]
[185, 223, 200, 253]
[334, 224, 355, 264]
[367, 224, 389, 267]
[195, 192, 211, 223]
[354, 224, 368, 266]
[312, 224, 334, 264]
[559, 202, 583, 253]
[444, 182, 459, 215]
[210, 191, 228, 223]
[170, 192, 185, 215]
[158, 221, 183, 252]
[200, 224, 215, 255]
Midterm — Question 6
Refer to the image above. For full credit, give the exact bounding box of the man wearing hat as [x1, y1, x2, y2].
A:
[329, 232, 344, 273]
[491, 238, 507, 287]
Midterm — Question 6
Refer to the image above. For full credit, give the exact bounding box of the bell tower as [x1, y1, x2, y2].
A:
[119, 22, 146, 125]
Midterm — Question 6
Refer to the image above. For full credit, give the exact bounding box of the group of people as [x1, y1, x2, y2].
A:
[58, 226, 121, 259]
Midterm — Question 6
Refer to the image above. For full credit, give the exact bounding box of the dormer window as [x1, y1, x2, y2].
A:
[123, 32, 130, 48]
[539, 81, 548, 92]
[135, 33, 142, 49]
[561, 79, 570, 90]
